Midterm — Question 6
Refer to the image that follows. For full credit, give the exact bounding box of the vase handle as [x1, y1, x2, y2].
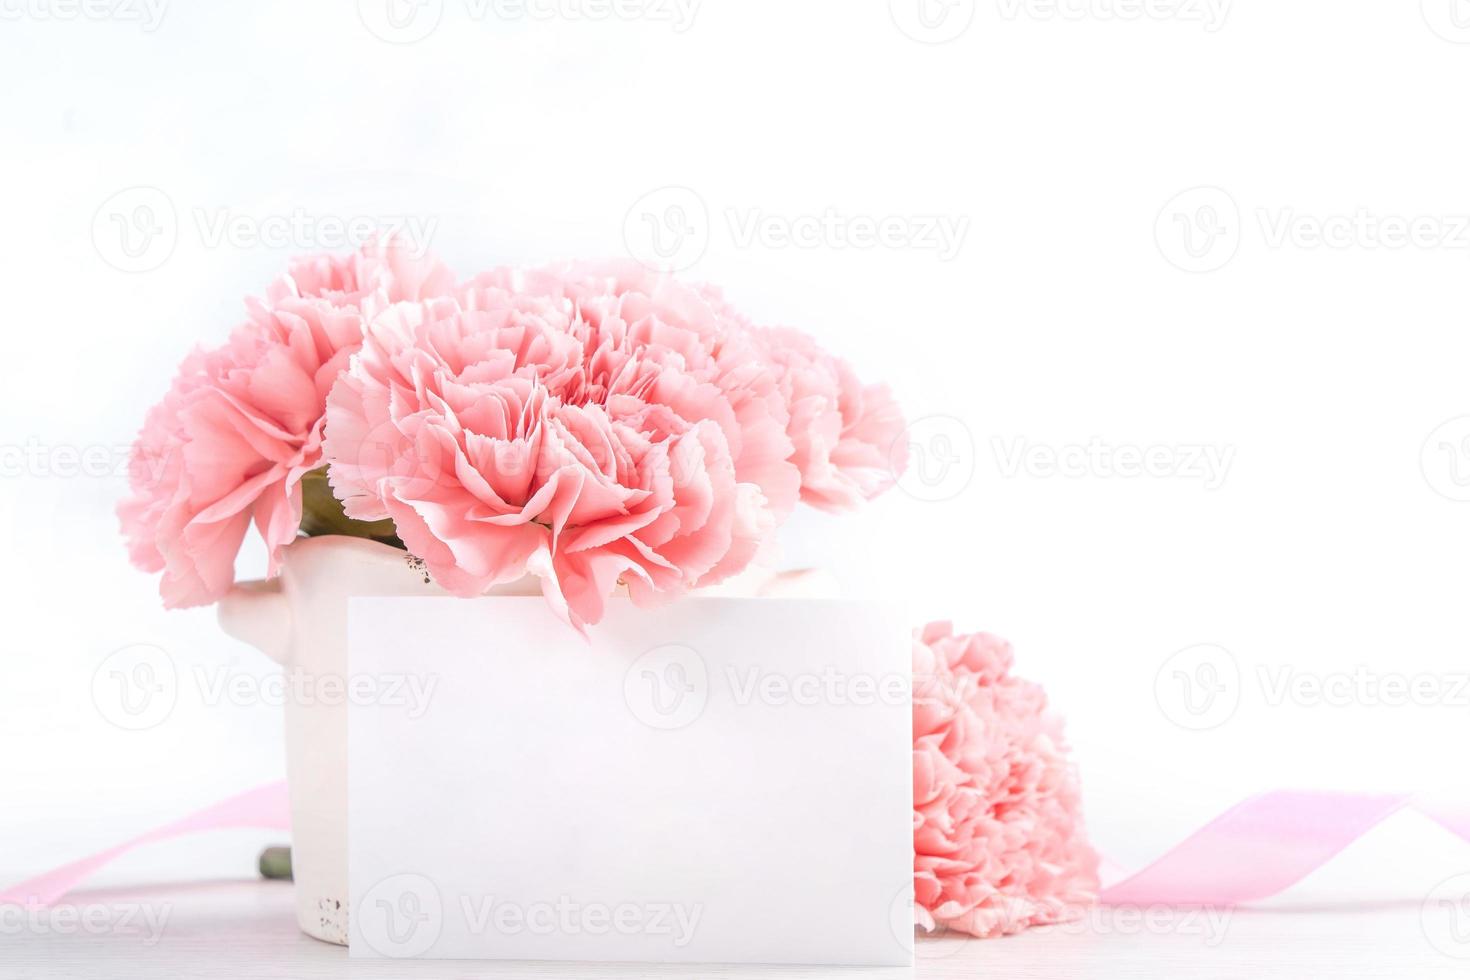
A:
[217, 579, 291, 666]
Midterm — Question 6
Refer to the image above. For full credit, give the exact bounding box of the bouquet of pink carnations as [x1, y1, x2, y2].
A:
[119, 239, 1098, 940]
[119, 240, 905, 630]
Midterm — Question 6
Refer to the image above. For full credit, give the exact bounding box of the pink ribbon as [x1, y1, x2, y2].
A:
[3, 785, 1466, 908]
[0, 782, 290, 906]
[1101, 791, 1470, 905]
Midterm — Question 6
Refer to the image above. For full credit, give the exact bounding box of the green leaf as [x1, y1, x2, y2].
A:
[298, 468, 404, 548]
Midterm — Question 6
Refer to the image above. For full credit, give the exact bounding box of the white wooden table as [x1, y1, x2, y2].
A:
[3, 880, 1457, 978]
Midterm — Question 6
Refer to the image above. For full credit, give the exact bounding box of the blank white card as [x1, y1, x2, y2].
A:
[348, 596, 913, 965]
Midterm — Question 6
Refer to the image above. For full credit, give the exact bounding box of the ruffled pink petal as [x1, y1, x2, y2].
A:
[119, 240, 457, 605]
[908, 622, 1100, 939]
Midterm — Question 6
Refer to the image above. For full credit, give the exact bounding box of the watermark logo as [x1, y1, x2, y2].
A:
[725, 208, 969, 261]
[888, 886, 917, 958]
[358, 0, 445, 42]
[0, 901, 173, 944]
[890, 0, 975, 43]
[888, 885, 976, 959]
[1423, 873, 1470, 959]
[92, 186, 177, 274]
[1156, 186, 1239, 273]
[1257, 209, 1470, 251]
[92, 187, 436, 272]
[0, 0, 168, 30]
[1154, 643, 1240, 730]
[626, 653, 914, 728]
[1422, 0, 1470, 43]
[460, 895, 702, 944]
[624, 644, 709, 730]
[726, 666, 910, 708]
[359, 873, 444, 957]
[992, 437, 1234, 489]
[1060, 903, 1232, 945]
[623, 186, 709, 273]
[91, 652, 440, 728]
[1422, 417, 1470, 502]
[192, 665, 441, 718]
[624, 187, 969, 270]
[1161, 654, 1470, 726]
[892, 893, 1231, 954]
[1256, 666, 1470, 709]
[359, 0, 698, 42]
[484, 0, 699, 30]
[996, 0, 1230, 31]
[0, 439, 133, 480]
[1159, 187, 1470, 272]
[191, 208, 436, 255]
[892, 415, 977, 503]
[92, 644, 178, 731]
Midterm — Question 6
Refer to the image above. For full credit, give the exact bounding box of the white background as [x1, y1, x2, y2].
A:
[3, 0, 1470, 912]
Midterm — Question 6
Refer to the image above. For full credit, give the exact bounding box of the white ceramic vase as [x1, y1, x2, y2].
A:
[216, 534, 830, 945]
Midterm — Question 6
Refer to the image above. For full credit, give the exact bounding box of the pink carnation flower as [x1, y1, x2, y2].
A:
[911, 622, 1099, 938]
[482, 262, 905, 513]
[121, 246, 906, 623]
[758, 326, 907, 511]
[463, 261, 803, 521]
[266, 236, 456, 312]
[118, 241, 455, 608]
[324, 283, 777, 629]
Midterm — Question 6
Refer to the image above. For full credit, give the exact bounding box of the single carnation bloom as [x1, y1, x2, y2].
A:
[910, 622, 1099, 938]
[266, 235, 456, 312]
[757, 326, 907, 511]
[118, 241, 455, 608]
[324, 289, 774, 630]
[462, 261, 803, 525]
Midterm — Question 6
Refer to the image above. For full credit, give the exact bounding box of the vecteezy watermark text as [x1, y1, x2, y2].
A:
[1256, 209, 1470, 251]
[1054, 902, 1233, 946]
[889, 0, 1228, 43]
[623, 646, 914, 731]
[191, 665, 440, 718]
[725, 208, 969, 262]
[356, 0, 700, 44]
[726, 666, 911, 708]
[460, 895, 702, 946]
[1156, 643, 1470, 731]
[995, 0, 1229, 31]
[92, 644, 441, 731]
[93, 186, 438, 274]
[0, 901, 172, 945]
[191, 208, 437, 255]
[623, 187, 969, 272]
[0, 0, 167, 30]
[1157, 186, 1470, 273]
[0, 440, 133, 480]
[992, 437, 1235, 489]
[356, 873, 704, 957]
[1257, 665, 1470, 709]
